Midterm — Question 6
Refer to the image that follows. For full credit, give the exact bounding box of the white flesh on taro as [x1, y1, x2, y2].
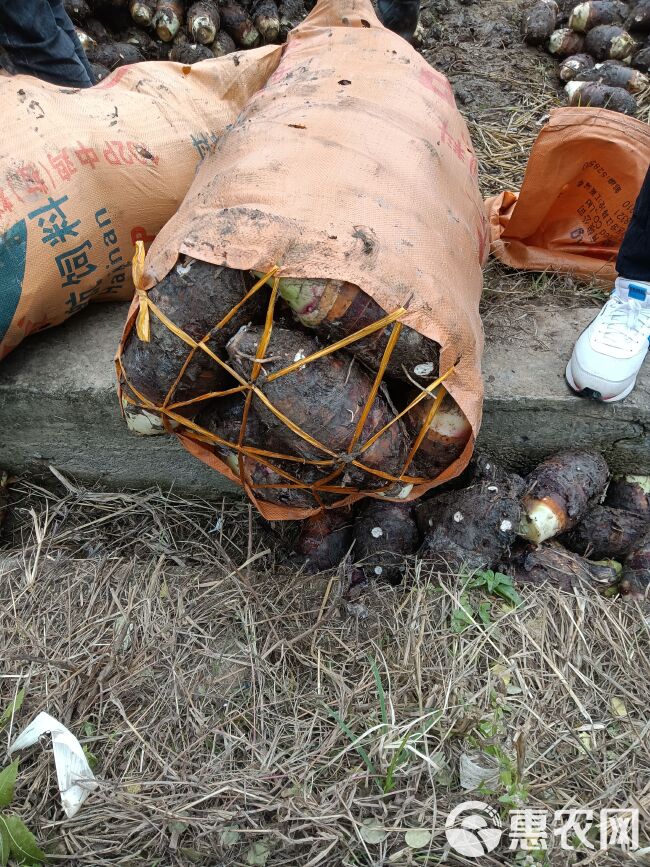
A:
[122, 399, 167, 436]
[569, 3, 590, 32]
[518, 497, 565, 543]
[427, 395, 472, 440]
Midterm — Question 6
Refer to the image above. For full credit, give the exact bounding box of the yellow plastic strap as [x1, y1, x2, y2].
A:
[401, 386, 446, 476]
[350, 321, 402, 452]
[266, 307, 407, 383]
[120, 258, 458, 503]
[132, 241, 151, 343]
[359, 366, 455, 456]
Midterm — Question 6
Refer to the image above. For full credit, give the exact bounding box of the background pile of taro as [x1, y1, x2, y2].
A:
[522, 0, 650, 115]
[66, 0, 308, 76]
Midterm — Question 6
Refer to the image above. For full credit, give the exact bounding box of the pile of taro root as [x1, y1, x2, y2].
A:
[522, 0, 650, 115]
[65, 0, 308, 78]
[293, 449, 650, 600]
[120, 262, 469, 508]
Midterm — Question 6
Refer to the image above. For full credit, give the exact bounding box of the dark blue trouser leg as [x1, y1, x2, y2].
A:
[616, 166, 650, 282]
[49, 0, 96, 83]
[0, 0, 94, 88]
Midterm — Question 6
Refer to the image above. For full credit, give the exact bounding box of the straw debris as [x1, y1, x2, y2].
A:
[1, 476, 648, 864]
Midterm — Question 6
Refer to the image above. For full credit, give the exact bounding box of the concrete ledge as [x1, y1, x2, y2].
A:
[0, 302, 648, 498]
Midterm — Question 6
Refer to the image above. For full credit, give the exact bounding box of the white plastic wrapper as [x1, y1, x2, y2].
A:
[9, 712, 98, 817]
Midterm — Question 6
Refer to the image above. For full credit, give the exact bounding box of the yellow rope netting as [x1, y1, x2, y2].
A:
[117, 243, 454, 506]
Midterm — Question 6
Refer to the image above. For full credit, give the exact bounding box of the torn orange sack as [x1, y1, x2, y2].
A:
[486, 107, 650, 280]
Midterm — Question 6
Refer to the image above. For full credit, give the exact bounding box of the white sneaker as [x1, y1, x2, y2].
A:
[566, 278, 650, 402]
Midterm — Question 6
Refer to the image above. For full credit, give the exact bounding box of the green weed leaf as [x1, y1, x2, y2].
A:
[383, 731, 411, 794]
[451, 595, 474, 633]
[245, 841, 270, 865]
[0, 761, 19, 810]
[0, 690, 25, 730]
[1, 815, 45, 865]
[493, 579, 522, 607]
[327, 707, 376, 777]
[477, 601, 492, 625]
[405, 828, 432, 849]
[0, 820, 9, 867]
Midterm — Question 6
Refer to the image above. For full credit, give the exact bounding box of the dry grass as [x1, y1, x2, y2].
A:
[1, 476, 649, 866]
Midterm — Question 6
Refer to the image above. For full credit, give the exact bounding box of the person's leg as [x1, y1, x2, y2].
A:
[0, 0, 92, 87]
[566, 166, 650, 402]
[48, 0, 96, 84]
[616, 166, 650, 282]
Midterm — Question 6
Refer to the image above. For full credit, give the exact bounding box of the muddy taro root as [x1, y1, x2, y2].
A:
[548, 27, 585, 55]
[464, 456, 526, 494]
[154, 0, 184, 40]
[518, 450, 609, 544]
[417, 479, 522, 573]
[121, 259, 262, 411]
[75, 28, 97, 53]
[187, 0, 220, 43]
[573, 59, 649, 91]
[169, 42, 213, 61]
[252, 0, 280, 40]
[84, 17, 111, 43]
[196, 395, 327, 508]
[65, 0, 92, 22]
[121, 25, 166, 57]
[89, 40, 144, 66]
[632, 45, 650, 70]
[569, 0, 627, 32]
[584, 24, 637, 60]
[226, 325, 409, 492]
[210, 30, 237, 55]
[565, 80, 638, 112]
[605, 475, 650, 516]
[522, 0, 559, 45]
[90, 62, 110, 80]
[352, 500, 419, 584]
[627, 0, 650, 30]
[509, 542, 620, 592]
[296, 510, 354, 572]
[406, 390, 472, 479]
[220, 3, 260, 47]
[619, 526, 650, 597]
[129, 0, 157, 26]
[559, 52, 596, 79]
[561, 504, 647, 559]
[276, 277, 440, 386]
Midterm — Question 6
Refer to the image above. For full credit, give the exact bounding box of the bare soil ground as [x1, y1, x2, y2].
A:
[418, 0, 613, 311]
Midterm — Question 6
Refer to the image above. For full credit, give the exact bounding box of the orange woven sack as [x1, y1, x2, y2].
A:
[0, 48, 281, 360]
[117, 0, 489, 520]
[486, 107, 650, 280]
